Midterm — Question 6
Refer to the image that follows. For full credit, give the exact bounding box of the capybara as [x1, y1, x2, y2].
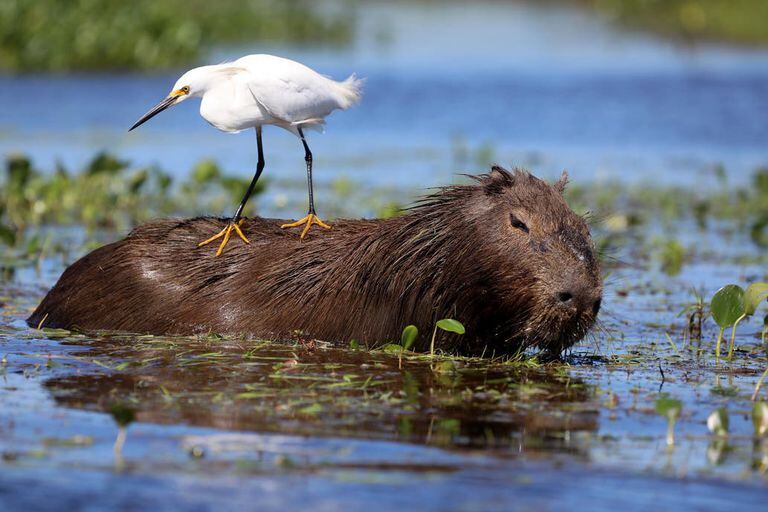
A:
[28, 167, 603, 356]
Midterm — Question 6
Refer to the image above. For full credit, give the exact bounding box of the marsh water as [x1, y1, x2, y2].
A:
[2, 2, 768, 510]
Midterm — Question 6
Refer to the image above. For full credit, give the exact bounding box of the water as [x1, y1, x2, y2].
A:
[2, 1, 768, 509]
[1, 0, 767, 204]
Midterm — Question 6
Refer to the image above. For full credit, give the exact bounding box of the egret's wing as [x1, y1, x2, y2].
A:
[240, 74, 341, 125]
[232, 55, 358, 125]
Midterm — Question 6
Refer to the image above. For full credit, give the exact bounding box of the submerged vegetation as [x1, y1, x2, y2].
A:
[0, 0, 353, 72]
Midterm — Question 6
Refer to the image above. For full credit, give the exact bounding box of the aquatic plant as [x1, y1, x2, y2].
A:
[709, 283, 768, 360]
[754, 402, 768, 436]
[656, 238, 686, 276]
[0, 153, 265, 259]
[399, 324, 418, 369]
[706, 408, 729, 436]
[655, 396, 682, 447]
[679, 289, 705, 346]
[753, 370, 768, 402]
[431, 319, 465, 356]
[710, 285, 746, 361]
[0, 0, 353, 72]
[109, 402, 136, 465]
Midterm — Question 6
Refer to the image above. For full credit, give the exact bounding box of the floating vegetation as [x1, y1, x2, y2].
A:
[0, 153, 265, 265]
[709, 283, 768, 360]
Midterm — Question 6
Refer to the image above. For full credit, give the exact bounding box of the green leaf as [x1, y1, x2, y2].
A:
[655, 397, 682, 422]
[382, 343, 403, 354]
[109, 403, 136, 427]
[707, 408, 729, 436]
[436, 319, 465, 335]
[744, 282, 768, 316]
[710, 285, 746, 328]
[400, 325, 418, 351]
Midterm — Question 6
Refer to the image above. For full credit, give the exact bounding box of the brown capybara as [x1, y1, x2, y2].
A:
[28, 167, 602, 357]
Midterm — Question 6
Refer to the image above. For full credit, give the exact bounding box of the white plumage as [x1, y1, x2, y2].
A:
[129, 54, 363, 256]
[190, 54, 363, 133]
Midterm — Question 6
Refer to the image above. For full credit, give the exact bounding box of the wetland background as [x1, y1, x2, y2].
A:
[1, 1, 768, 510]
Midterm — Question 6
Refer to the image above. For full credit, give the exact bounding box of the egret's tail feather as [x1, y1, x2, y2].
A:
[335, 74, 364, 109]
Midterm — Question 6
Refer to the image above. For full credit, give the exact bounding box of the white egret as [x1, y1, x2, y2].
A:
[129, 54, 363, 256]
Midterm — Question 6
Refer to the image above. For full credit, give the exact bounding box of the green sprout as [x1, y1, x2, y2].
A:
[430, 319, 465, 356]
[655, 397, 682, 447]
[710, 284, 745, 361]
[109, 403, 136, 463]
[727, 283, 768, 359]
[398, 324, 418, 369]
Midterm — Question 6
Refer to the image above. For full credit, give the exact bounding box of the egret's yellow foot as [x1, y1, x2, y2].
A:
[280, 213, 331, 239]
[198, 219, 250, 257]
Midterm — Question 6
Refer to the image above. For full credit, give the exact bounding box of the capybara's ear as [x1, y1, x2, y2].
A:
[555, 170, 569, 194]
[484, 165, 514, 195]
[489, 165, 508, 179]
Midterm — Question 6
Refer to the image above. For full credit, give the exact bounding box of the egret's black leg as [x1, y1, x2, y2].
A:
[280, 126, 331, 238]
[234, 126, 265, 221]
[199, 126, 265, 256]
[298, 127, 315, 214]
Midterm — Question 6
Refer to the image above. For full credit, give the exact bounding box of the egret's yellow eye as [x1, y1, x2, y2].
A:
[181, 86, 190, 94]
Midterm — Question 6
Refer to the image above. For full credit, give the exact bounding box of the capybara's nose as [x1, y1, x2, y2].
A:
[555, 284, 601, 315]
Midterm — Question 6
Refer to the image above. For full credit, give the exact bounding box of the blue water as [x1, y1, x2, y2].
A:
[1, 1, 767, 203]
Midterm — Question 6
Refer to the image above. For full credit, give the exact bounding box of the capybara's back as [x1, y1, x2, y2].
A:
[29, 168, 603, 356]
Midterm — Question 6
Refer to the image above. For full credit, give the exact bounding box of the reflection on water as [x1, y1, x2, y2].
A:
[43, 336, 598, 452]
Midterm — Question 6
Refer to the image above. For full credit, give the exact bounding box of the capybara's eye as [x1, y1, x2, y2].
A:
[510, 214, 529, 233]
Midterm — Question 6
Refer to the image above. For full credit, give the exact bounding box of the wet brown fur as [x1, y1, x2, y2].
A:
[28, 167, 602, 356]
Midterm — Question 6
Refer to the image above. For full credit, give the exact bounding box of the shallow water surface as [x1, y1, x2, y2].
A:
[1, 0, 767, 204]
[1, 219, 768, 510]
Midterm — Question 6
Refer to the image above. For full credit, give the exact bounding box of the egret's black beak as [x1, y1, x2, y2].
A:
[129, 95, 179, 131]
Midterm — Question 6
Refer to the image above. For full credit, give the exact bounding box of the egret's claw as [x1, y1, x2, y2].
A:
[198, 219, 249, 256]
[280, 213, 331, 239]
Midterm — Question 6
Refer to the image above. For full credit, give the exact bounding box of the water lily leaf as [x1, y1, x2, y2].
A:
[753, 402, 768, 437]
[744, 282, 768, 316]
[710, 285, 745, 328]
[436, 319, 465, 335]
[655, 397, 682, 421]
[400, 325, 418, 351]
[707, 407, 729, 436]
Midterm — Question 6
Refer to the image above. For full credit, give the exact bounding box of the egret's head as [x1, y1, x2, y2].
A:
[129, 66, 212, 131]
[171, 66, 218, 99]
